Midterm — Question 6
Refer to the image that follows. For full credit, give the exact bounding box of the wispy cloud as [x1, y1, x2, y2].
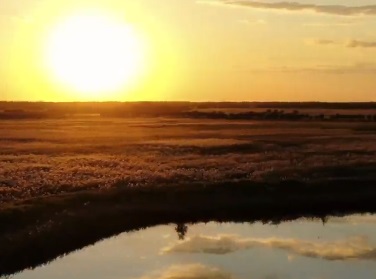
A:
[242, 63, 376, 74]
[137, 264, 234, 279]
[330, 214, 376, 225]
[200, 1, 376, 16]
[306, 39, 338, 46]
[347, 40, 376, 48]
[162, 234, 376, 261]
[307, 39, 376, 49]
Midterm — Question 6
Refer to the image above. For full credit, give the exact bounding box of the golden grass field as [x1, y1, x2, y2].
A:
[1, 117, 376, 203]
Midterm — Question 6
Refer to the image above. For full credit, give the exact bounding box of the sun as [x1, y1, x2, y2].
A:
[45, 11, 147, 99]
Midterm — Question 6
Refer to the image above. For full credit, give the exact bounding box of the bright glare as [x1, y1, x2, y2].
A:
[45, 12, 146, 98]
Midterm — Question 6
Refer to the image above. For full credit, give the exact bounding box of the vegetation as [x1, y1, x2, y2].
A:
[1, 180, 376, 276]
[1, 117, 376, 202]
[1, 102, 376, 275]
[0, 101, 376, 120]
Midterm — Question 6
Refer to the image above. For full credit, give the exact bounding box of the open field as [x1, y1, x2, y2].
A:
[1, 113, 376, 275]
[1, 117, 376, 202]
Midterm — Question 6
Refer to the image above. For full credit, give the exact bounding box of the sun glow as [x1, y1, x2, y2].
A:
[45, 11, 147, 99]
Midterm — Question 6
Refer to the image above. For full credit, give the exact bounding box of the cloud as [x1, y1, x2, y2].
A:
[307, 39, 376, 49]
[329, 214, 376, 225]
[137, 264, 235, 279]
[162, 234, 246, 255]
[347, 40, 376, 48]
[306, 39, 338, 46]
[200, 1, 376, 16]
[305, 63, 376, 74]
[244, 63, 376, 74]
[162, 234, 376, 261]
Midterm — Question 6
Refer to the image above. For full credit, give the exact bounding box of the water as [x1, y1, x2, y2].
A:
[9, 214, 376, 279]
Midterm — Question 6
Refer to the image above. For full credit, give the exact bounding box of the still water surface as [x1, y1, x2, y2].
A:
[10, 214, 376, 279]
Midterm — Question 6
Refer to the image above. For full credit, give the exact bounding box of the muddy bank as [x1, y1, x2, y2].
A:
[1, 179, 376, 276]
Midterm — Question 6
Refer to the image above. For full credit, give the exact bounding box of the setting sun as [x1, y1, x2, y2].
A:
[44, 11, 147, 99]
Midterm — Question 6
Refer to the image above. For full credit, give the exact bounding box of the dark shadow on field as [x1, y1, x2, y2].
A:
[137, 142, 266, 155]
[1, 179, 376, 276]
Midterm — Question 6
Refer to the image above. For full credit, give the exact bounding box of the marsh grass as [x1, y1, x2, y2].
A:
[1, 118, 376, 202]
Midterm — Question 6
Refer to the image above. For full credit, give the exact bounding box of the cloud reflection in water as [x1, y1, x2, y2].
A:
[162, 234, 376, 261]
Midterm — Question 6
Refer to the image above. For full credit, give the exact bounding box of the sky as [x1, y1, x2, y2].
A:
[1, 0, 376, 102]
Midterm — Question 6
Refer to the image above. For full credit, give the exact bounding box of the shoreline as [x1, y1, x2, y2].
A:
[1, 180, 376, 276]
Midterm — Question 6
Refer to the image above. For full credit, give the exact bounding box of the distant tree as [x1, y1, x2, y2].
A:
[175, 223, 188, 240]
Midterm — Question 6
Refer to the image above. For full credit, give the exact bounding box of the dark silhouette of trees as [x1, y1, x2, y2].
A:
[175, 223, 188, 240]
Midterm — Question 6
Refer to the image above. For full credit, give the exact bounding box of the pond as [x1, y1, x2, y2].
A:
[8, 214, 376, 279]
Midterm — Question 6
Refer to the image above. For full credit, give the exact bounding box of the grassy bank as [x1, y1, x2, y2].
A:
[1, 179, 376, 276]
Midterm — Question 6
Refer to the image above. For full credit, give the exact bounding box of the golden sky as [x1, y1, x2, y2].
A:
[1, 0, 376, 101]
